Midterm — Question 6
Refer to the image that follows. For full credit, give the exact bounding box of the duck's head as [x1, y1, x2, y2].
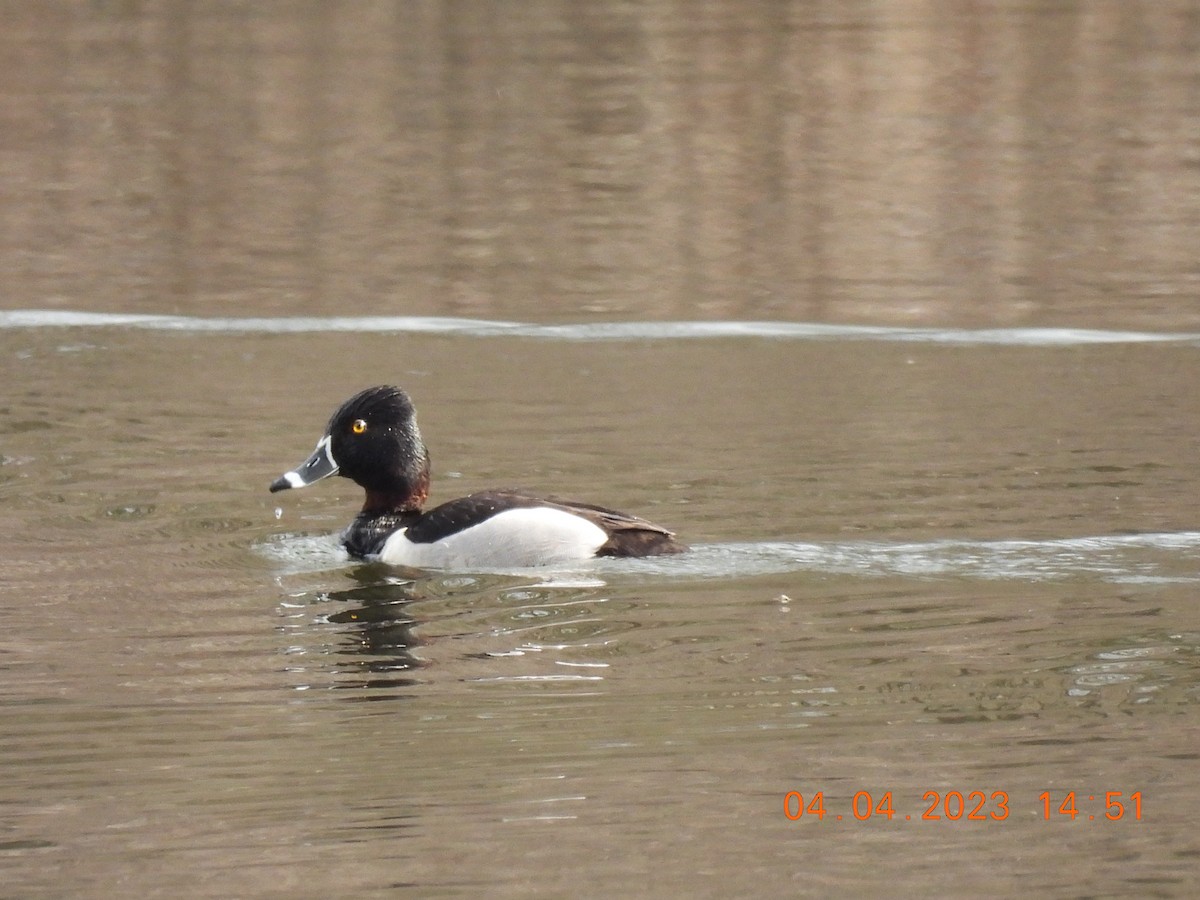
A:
[269, 385, 430, 514]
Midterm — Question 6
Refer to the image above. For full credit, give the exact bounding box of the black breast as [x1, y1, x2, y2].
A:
[342, 510, 418, 559]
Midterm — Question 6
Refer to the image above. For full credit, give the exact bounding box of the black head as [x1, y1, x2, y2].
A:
[270, 385, 431, 513]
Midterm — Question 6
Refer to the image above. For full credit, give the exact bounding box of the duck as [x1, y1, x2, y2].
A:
[269, 385, 685, 568]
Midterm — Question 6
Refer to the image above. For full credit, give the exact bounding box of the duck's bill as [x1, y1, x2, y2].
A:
[269, 435, 338, 492]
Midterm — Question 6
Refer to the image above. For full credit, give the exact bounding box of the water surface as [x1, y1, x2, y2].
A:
[4, 1, 1200, 897]
[5, 323, 1200, 897]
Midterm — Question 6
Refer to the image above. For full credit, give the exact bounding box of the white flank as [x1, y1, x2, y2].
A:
[376, 506, 608, 569]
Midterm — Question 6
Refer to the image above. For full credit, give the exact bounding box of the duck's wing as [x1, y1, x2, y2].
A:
[553, 497, 686, 558]
[494, 490, 686, 558]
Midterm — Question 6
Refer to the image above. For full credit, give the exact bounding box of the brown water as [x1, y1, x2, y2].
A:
[3, 3, 1200, 898]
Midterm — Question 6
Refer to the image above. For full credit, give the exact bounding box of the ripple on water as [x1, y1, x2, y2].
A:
[259, 529, 1200, 585]
[6, 309, 1200, 346]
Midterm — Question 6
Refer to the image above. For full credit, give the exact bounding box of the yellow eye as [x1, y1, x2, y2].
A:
[351, 419, 367, 434]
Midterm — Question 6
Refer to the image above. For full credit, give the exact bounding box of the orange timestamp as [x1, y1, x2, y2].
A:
[783, 790, 1143, 822]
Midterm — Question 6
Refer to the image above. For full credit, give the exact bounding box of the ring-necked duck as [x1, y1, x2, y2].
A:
[269, 385, 685, 568]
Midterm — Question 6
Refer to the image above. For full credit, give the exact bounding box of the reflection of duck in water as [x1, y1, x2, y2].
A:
[270, 386, 685, 569]
[321, 580, 424, 685]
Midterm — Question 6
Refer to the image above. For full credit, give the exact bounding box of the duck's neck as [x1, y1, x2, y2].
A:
[361, 469, 430, 517]
[362, 487, 429, 513]
[356, 433, 432, 516]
